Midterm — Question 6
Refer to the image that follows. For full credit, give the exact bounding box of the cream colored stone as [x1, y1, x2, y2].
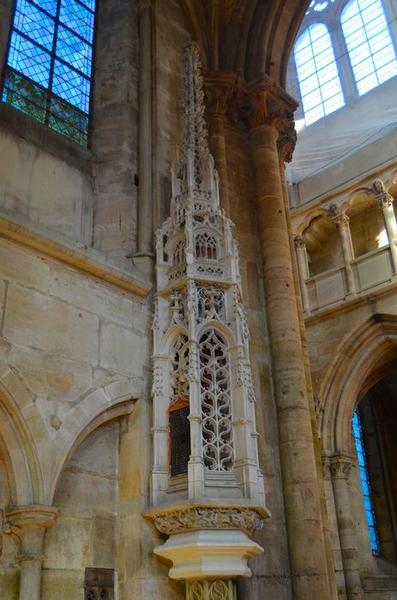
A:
[4, 284, 99, 364]
[100, 320, 148, 375]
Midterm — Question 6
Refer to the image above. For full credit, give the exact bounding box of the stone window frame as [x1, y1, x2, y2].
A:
[0, 0, 140, 169]
[289, 0, 397, 124]
[0, 0, 95, 166]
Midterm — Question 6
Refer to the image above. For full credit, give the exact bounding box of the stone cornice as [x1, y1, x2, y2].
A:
[0, 215, 152, 297]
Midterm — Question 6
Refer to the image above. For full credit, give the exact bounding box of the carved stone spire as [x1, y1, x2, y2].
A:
[173, 44, 219, 203]
[181, 43, 210, 164]
[149, 44, 267, 599]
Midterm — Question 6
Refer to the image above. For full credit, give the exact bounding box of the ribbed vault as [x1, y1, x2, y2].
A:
[178, 0, 310, 85]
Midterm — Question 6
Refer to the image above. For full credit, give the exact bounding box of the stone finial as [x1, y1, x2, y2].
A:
[181, 43, 210, 163]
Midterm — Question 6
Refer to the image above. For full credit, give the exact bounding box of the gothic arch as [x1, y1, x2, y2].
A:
[48, 379, 141, 503]
[319, 314, 397, 456]
[0, 363, 44, 505]
[177, 0, 311, 84]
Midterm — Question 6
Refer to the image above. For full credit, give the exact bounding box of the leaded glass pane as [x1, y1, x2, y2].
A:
[341, 0, 397, 95]
[59, 0, 94, 42]
[1, 0, 96, 146]
[294, 23, 345, 125]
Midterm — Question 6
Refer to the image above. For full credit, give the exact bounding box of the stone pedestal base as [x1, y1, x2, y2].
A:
[186, 579, 235, 600]
[154, 529, 263, 580]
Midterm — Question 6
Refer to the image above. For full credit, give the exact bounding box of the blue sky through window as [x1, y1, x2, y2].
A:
[294, 23, 345, 125]
[341, 0, 397, 95]
[1, 0, 96, 145]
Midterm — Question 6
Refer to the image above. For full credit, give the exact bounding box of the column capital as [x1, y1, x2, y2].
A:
[373, 179, 394, 209]
[6, 505, 58, 532]
[233, 77, 298, 162]
[331, 212, 350, 228]
[204, 73, 236, 118]
[294, 235, 306, 249]
[329, 455, 355, 480]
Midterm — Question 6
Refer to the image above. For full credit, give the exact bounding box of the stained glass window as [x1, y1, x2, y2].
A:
[341, 0, 397, 96]
[294, 23, 345, 125]
[352, 407, 380, 556]
[1, 0, 96, 145]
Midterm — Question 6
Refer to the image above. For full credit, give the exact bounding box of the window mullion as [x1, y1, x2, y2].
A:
[45, 0, 61, 126]
[333, 18, 358, 102]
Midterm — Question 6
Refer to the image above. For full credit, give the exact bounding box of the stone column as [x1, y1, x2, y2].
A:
[204, 75, 235, 217]
[294, 235, 311, 312]
[331, 212, 356, 295]
[373, 179, 397, 273]
[6, 505, 58, 600]
[329, 456, 363, 599]
[135, 0, 154, 274]
[245, 83, 331, 599]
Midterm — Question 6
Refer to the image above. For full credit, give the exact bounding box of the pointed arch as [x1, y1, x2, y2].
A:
[319, 313, 397, 455]
[0, 363, 44, 505]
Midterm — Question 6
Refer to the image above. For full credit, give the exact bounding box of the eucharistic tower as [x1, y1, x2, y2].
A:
[147, 44, 269, 600]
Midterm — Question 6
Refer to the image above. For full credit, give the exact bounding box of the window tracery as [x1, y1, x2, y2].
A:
[294, 23, 344, 124]
[1, 0, 96, 145]
[195, 232, 218, 260]
[173, 239, 186, 266]
[291, 0, 397, 125]
[341, 0, 397, 95]
[200, 330, 233, 472]
[169, 336, 191, 477]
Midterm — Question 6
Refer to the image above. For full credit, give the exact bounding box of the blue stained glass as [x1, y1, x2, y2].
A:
[52, 60, 90, 112]
[1, 0, 95, 145]
[14, 0, 55, 50]
[31, 0, 58, 16]
[79, 0, 95, 11]
[352, 408, 380, 556]
[8, 32, 51, 86]
[59, 0, 94, 42]
[56, 26, 92, 76]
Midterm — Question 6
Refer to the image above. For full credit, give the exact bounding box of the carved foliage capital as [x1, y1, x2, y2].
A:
[149, 506, 266, 536]
[329, 456, 354, 479]
[204, 76, 236, 118]
[235, 80, 298, 162]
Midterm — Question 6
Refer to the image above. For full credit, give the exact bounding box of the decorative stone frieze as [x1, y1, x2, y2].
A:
[186, 579, 235, 600]
[148, 505, 265, 536]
